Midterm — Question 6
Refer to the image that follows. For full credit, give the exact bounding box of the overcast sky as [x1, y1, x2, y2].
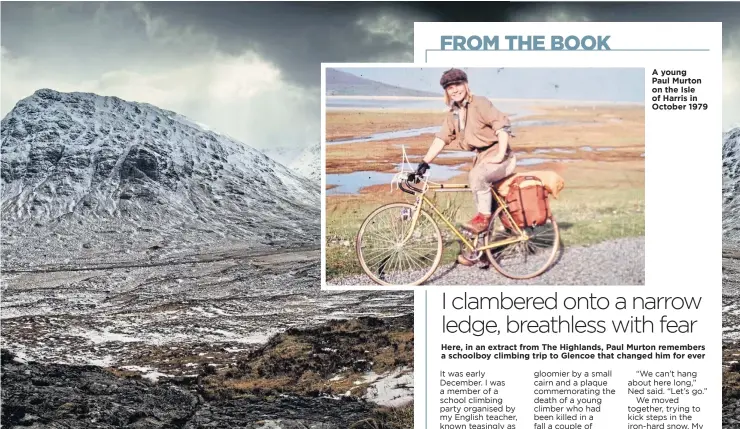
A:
[336, 67, 645, 102]
[2, 2, 739, 152]
[1, 2, 423, 150]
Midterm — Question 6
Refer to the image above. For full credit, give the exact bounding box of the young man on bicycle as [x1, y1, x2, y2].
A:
[416, 68, 517, 264]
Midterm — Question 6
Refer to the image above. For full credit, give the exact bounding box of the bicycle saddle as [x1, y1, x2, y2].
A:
[491, 173, 517, 187]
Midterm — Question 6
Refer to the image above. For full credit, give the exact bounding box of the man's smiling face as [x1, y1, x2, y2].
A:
[446, 82, 467, 104]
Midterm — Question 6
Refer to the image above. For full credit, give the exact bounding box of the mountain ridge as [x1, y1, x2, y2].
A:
[1, 88, 320, 268]
[261, 143, 320, 183]
[723, 127, 740, 245]
[326, 68, 440, 97]
[289, 143, 320, 183]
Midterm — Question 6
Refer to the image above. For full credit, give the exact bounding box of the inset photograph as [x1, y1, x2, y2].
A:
[323, 65, 645, 287]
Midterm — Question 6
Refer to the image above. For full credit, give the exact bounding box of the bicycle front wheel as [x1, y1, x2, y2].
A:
[356, 203, 443, 286]
[484, 206, 561, 280]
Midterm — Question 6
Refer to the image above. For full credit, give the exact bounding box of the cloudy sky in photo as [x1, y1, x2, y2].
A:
[2, 1, 738, 153]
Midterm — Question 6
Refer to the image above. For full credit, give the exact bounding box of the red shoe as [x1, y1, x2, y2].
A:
[456, 254, 476, 266]
[462, 213, 492, 234]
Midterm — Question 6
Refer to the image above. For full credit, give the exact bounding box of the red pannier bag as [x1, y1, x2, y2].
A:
[500, 175, 551, 229]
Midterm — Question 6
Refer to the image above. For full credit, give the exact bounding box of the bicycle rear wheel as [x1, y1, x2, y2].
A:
[356, 203, 443, 286]
[484, 206, 561, 280]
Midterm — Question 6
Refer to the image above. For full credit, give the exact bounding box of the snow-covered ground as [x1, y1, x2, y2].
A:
[289, 143, 321, 183]
[361, 367, 414, 407]
[262, 142, 321, 183]
[1, 247, 414, 376]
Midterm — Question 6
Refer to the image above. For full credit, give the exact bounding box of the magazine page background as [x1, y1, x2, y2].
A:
[413, 22, 722, 428]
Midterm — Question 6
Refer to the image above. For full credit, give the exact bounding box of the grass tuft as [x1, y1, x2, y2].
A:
[349, 404, 414, 429]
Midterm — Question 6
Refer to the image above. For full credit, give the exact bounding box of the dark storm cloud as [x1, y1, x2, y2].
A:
[1, 2, 360, 147]
[140, 1, 740, 119]
[0, 2, 432, 145]
[418, 2, 738, 34]
[137, 2, 430, 87]
[2, 1, 738, 137]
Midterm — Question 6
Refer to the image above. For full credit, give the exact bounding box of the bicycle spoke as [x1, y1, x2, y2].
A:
[364, 246, 398, 269]
[363, 227, 396, 244]
[484, 210, 560, 279]
[403, 246, 437, 263]
[377, 213, 398, 241]
[391, 250, 404, 275]
[497, 241, 520, 261]
[364, 224, 395, 246]
[363, 230, 399, 248]
[376, 253, 394, 279]
[366, 249, 395, 268]
[367, 249, 399, 271]
[402, 251, 425, 271]
[357, 203, 443, 285]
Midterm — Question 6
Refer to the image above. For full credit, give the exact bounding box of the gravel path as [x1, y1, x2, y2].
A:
[328, 236, 645, 286]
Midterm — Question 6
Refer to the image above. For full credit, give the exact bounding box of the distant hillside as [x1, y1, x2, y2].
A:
[326, 68, 439, 97]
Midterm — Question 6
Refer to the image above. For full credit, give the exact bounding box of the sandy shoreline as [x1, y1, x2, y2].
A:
[324, 104, 645, 144]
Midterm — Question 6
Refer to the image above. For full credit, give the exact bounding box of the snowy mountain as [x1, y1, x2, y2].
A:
[724, 127, 740, 244]
[261, 146, 301, 166]
[1, 89, 320, 267]
[289, 143, 321, 183]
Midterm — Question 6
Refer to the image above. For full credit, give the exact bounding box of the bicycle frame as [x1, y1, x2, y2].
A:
[399, 178, 528, 252]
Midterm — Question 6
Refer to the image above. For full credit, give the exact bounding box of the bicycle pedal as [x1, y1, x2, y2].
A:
[461, 229, 481, 238]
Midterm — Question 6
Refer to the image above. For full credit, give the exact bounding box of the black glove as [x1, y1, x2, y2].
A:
[415, 161, 430, 176]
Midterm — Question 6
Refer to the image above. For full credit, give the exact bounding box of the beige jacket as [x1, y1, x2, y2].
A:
[434, 95, 513, 166]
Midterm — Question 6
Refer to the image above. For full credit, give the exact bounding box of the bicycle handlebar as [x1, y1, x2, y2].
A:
[399, 173, 424, 195]
[399, 178, 414, 195]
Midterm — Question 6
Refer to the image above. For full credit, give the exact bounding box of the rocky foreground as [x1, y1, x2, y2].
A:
[724, 345, 740, 427]
[2, 315, 414, 429]
[723, 250, 740, 427]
